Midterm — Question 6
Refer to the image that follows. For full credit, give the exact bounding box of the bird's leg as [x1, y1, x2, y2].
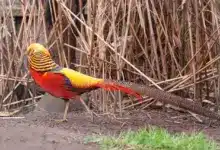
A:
[79, 97, 94, 122]
[63, 100, 70, 121]
[55, 100, 69, 123]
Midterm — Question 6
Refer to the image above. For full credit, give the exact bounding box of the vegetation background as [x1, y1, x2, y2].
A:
[0, 0, 220, 117]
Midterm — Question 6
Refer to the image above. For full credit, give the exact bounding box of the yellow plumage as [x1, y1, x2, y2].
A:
[59, 68, 103, 88]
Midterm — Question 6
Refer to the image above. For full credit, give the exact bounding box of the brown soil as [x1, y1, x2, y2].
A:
[1, 106, 220, 150]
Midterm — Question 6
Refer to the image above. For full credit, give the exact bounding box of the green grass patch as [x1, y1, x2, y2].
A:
[84, 126, 218, 150]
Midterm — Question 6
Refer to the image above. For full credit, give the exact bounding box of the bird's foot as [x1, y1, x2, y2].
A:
[54, 118, 68, 123]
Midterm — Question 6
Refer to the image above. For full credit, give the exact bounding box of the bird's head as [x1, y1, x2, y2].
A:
[26, 43, 51, 57]
[25, 43, 57, 71]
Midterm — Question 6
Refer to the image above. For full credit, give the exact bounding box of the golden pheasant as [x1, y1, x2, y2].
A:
[26, 43, 142, 122]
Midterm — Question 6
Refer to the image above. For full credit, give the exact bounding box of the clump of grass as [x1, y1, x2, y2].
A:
[84, 127, 218, 150]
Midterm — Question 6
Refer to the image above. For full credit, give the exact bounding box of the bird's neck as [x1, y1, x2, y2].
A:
[28, 55, 58, 72]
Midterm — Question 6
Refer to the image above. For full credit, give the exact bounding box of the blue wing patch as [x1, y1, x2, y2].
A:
[64, 77, 73, 90]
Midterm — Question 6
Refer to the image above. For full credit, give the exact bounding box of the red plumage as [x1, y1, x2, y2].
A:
[96, 82, 142, 100]
[30, 68, 77, 99]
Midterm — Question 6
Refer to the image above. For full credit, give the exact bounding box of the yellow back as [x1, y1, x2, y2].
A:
[60, 68, 103, 88]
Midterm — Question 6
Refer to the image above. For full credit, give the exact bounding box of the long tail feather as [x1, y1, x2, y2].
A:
[96, 80, 143, 102]
[117, 81, 220, 120]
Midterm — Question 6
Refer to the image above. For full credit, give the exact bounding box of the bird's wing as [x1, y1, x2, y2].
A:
[51, 67, 103, 91]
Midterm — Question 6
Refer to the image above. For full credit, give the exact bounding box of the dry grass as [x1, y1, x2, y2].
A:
[0, 0, 220, 117]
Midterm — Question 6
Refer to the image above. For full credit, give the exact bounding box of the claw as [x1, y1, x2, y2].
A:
[53, 100, 69, 123]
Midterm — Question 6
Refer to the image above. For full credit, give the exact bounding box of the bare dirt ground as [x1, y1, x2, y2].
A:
[1, 105, 220, 150]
